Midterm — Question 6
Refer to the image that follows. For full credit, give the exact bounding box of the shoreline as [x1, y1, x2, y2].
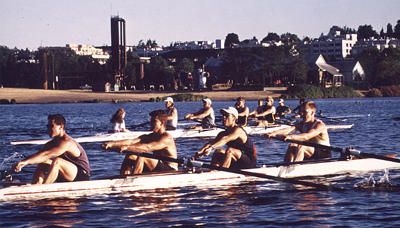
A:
[0, 87, 287, 104]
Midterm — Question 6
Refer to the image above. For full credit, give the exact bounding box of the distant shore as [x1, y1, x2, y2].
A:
[0, 87, 288, 104]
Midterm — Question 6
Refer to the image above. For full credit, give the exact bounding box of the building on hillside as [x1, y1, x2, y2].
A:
[66, 44, 110, 64]
[310, 31, 357, 59]
[315, 54, 343, 88]
[312, 54, 366, 88]
[351, 38, 400, 56]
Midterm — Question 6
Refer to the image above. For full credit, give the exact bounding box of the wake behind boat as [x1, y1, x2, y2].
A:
[1, 157, 399, 201]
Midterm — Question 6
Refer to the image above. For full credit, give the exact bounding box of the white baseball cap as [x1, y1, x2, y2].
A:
[220, 107, 239, 119]
[164, 97, 174, 103]
[279, 99, 285, 103]
[202, 98, 212, 105]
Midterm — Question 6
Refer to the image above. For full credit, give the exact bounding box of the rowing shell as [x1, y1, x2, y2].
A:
[10, 125, 292, 145]
[1, 158, 399, 201]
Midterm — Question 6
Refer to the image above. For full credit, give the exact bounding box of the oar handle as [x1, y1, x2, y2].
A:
[270, 136, 345, 153]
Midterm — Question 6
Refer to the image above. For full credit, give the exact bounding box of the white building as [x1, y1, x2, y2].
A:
[310, 31, 357, 59]
[66, 44, 110, 64]
[351, 38, 400, 56]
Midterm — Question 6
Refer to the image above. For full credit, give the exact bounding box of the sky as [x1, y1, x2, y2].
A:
[1, 0, 399, 50]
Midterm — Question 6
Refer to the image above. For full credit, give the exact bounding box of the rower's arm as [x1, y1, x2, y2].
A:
[195, 129, 242, 158]
[266, 126, 296, 138]
[257, 107, 275, 117]
[191, 108, 212, 119]
[286, 122, 326, 141]
[15, 140, 71, 172]
[123, 134, 171, 153]
[102, 137, 141, 151]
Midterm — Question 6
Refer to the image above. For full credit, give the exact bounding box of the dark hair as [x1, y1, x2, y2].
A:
[149, 110, 168, 124]
[111, 108, 125, 124]
[48, 114, 66, 127]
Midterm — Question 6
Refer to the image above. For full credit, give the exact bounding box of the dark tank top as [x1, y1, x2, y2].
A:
[226, 127, 257, 160]
[236, 106, 247, 125]
[60, 142, 91, 176]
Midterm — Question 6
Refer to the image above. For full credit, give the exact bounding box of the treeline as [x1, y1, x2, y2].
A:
[1, 21, 400, 91]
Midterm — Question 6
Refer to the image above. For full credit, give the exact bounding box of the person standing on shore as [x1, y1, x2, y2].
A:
[234, 97, 250, 127]
[193, 107, 257, 169]
[164, 97, 178, 130]
[266, 101, 331, 162]
[102, 110, 178, 175]
[185, 98, 215, 130]
[110, 108, 129, 132]
[14, 114, 91, 184]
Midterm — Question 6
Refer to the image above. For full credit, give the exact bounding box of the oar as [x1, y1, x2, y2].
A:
[124, 151, 343, 191]
[269, 136, 400, 163]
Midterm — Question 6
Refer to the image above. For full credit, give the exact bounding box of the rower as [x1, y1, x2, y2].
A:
[266, 101, 331, 162]
[102, 110, 178, 175]
[194, 107, 257, 169]
[275, 99, 291, 119]
[13, 114, 91, 184]
[110, 108, 130, 132]
[292, 98, 305, 116]
[252, 96, 276, 127]
[249, 99, 264, 126]
[164, 97, 178, 130]
[184, 98, 215, 130]
[234, 97, 249, 127]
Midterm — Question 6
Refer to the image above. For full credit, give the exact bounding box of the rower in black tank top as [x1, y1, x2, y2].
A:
[59, 143, 91, 181]
[226, 127, 257, 169]
[236, 106, 247, 126]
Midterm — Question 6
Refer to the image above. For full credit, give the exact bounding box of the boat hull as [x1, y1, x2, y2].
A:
[1, 158, 399, 201]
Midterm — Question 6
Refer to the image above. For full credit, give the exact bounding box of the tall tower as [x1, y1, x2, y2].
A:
[110, 16, 126, 88]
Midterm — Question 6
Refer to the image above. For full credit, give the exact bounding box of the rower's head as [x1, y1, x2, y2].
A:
[47, 114, 66, 137]
[266, 96, 274, 106]
[300, 101, 317, 119]
[202, 98, 212, 107]
[164, 97, 174, 108]
[149, 110, 168, 131]
[111, 108, 126, 123]
[279, 99, 285, 106]
[220, 107, 238, 127]
[235, 97, 245, 108]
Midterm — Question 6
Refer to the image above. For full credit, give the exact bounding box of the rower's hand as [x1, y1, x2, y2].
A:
[14, 161, 27, 173]
[284, 135, 293, 141]
[265, 133, 275, 138]
[185, 114, 193, 120]
[101, 142, 112, 150]
[119, 146, 128, 153]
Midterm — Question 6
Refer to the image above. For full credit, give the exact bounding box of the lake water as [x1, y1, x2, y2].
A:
[1, 97, 400, 227]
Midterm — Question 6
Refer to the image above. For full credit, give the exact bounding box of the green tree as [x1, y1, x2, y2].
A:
[357, 25, 378, 40]
[224, 33, 240, 48]
[387, 23, 394, 38]
[394, 20, 400, 39]
[261, 32, 280, 43]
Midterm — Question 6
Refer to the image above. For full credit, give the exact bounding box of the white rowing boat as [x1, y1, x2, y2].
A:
[10, 125, 292, 145]
[10, 124, 352, 145]
[1, 158, 399, 201]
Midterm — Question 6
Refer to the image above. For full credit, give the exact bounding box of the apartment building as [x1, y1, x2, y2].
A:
[310, 31, 357, 59]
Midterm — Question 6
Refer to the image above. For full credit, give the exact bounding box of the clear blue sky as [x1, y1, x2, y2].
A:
[1, 0, 399, 50]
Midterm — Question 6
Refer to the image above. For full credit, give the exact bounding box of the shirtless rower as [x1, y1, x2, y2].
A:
[184, 98, 215, 130]
[266, 101, 331, 162]
[102, 110, 178, 175]
[194, 107, 257, 169]
[164, 97, 178, 130]
[14, 114, 91, 184]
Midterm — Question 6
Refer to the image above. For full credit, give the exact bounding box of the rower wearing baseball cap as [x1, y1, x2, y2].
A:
[164, 97, 178, 130]
[194, 107, 257, 169]
[184, 98, 215, 130]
